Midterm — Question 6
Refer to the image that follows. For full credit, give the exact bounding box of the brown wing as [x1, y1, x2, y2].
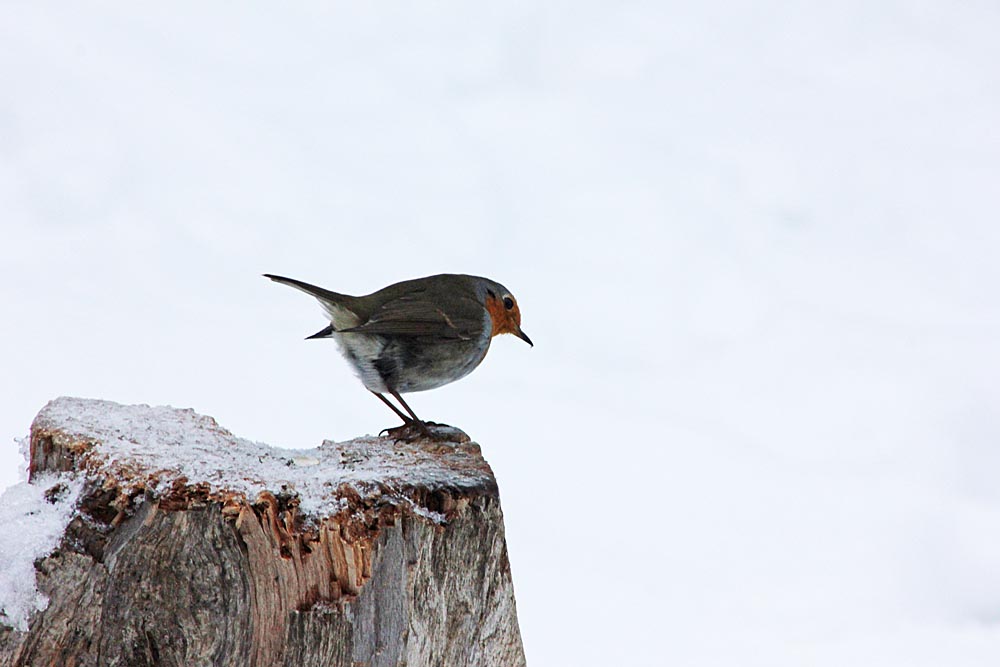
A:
[338, 293, 484, 342]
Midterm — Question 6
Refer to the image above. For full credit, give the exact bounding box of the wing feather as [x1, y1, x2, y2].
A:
[339, 294, 483, 341]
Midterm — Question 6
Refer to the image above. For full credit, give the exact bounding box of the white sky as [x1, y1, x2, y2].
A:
[2, 2, 1000, 664]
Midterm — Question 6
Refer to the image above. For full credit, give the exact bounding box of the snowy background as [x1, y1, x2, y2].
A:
[3, 1, 1000, 664]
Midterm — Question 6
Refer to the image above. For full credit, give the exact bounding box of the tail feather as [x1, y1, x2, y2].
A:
[305, 324, 336, 339]
[263, 274, 348, 303]
[264, 273, 362, 329]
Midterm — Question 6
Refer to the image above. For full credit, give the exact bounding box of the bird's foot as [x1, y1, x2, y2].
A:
[380, 420, 430, 442]
[380, 420, 469, 443]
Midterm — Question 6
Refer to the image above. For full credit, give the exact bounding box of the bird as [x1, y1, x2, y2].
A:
[264, 273, 532, 438]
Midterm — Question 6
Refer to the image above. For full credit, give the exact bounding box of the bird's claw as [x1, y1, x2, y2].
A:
[380, 420, 456, 442]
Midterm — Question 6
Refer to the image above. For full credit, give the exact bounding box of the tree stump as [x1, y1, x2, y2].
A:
[0, 398, 525, 667]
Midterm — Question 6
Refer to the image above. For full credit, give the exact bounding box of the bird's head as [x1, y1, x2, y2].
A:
[485, 287, 532, 347]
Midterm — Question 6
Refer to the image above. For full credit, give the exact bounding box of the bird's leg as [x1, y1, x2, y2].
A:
[373, 390, 429, 440]
[390, 391, 452, 430]
[376, 391, 435, 440]
[375, 391, 455, 442]
[389, 391, 422, 424]
[370, 391, 413, 425]
[390, 391, 433, 436]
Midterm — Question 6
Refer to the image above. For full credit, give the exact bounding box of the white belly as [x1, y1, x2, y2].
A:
[331, 332, 390, 393]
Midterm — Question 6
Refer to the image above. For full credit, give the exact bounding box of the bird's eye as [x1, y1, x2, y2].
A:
[503, 296, 515, 310]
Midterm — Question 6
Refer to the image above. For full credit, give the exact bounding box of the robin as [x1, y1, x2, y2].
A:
[264, 273, 532, 437]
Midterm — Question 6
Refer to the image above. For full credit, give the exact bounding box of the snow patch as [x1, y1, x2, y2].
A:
[0, 462, 82, 631]
[31, 397, 492, 521]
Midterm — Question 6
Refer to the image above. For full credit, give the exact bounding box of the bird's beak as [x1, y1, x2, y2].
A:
[516, 328, 533, 347]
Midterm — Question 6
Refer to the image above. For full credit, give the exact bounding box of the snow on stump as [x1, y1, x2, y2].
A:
[0, 397, 525, 667]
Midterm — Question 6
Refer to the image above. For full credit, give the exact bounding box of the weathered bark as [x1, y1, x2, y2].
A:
[1, 398, 525, 667]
